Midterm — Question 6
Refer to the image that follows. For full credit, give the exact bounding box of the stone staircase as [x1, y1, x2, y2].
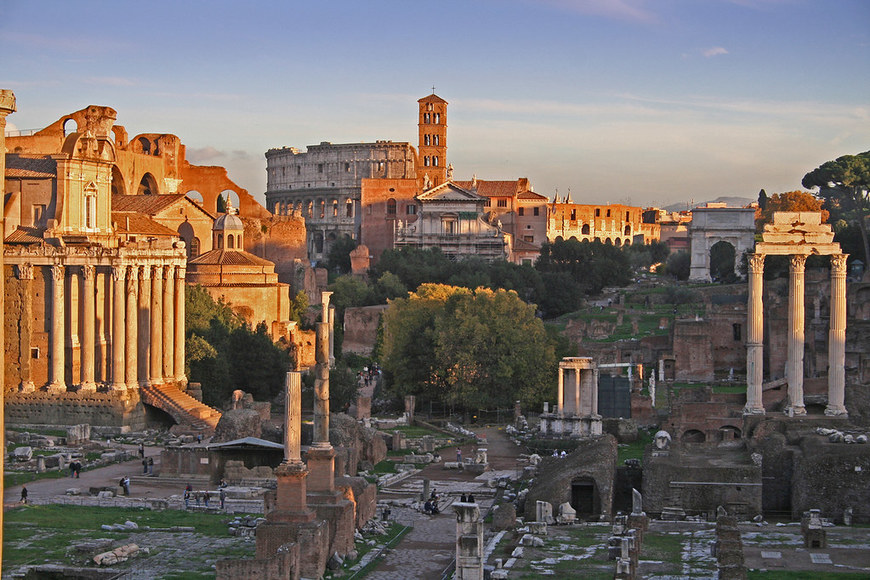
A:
[140, 383, 221, 433]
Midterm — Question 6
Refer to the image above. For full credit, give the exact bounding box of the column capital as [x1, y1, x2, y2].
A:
[748, 253, 765, 274]
[176, 266, 186, 280]
[127, 265, 139, 281]
[831, 253, 848, 274]
[51, 264, 64, 281]
[112, 265, 127, 281]
[17, 263, 34, 280]
[152, 264, 164, 279]
[81, 264, 95, 280]
[139, 264, 151, 280]
[789, 254, 807, 273]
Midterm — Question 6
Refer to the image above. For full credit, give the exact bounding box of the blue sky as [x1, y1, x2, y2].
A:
[2, 0, 868, 208]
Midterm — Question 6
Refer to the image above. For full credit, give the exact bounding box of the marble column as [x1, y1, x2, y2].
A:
[125, 266, 138, 389]
[573, 367, 581, 417]
[270, 369, 315, 522]
[826, 254, 848, 416]
[150, 265, 163, 384]
[80, 265, 96, 392]
[110, 265, 126, 391]
[308, 292, 335, 494]
[17, 264, 35, 392]
[744, 253, 765, 414]
[591, 368, 600, 416]
[162, 265, 175, 381]
[174, 267, 186, 383]
[557, 367, 564, 416]
[48, 265, 66, 392]
[328, 304, 336, 367]
[138, 266, 151, 386]
[786, 254, 807, 416]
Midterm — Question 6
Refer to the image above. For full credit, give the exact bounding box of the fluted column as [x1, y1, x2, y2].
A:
[285, 371, 303, 464]
[744, 253, 765, 414]
[308, 291, 336, 495]
[150, 265, 163, 384]
[826, 254, 848, 416]
[557, 366, 564, 416]
[138, 266, 151, 386]
[80, 265, 96, 392]
[110, 265, 126, 391]
[125, 266, 138, 389]
[48, 265, 66, 392]
[786, 254, 806, 416]
[174, 267, 186, 383]
[17, 264, 35, 392]
[163, 265, 175, 381]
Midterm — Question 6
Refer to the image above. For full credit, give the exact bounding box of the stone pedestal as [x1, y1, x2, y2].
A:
[454, 502, 484, 580]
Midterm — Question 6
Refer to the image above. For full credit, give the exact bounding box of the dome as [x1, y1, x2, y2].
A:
[213, 212, 243, 232]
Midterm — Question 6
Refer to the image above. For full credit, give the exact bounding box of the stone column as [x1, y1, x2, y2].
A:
[138, 266, 151, 386]
[328, 304, 336, 367]
[591, 368, 600, 416]
[48, 265, 66, 392]
[557, 366, 564, 416]
[786, 254, 807, 416]
[308, 292, 335, 494]
[110, 265, 126, 391]
[271, 370, 316, 522]
[573, 366, 581, 417]
[454, 502, 484, 580]
[162, 265, 175, 381]
[826, 254, 848, 416]
[174, 267, 186, 383]
[80, 265, 96, 392]
[17, 264, 35, 392]
[150, 265, 163, 384]
[744, 253, 765, 414]
[125, 266, 138, 389]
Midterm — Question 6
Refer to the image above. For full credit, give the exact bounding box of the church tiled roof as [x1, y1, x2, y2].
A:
[111, 194, 189, 215]
[5, 154, 56, 178]
[454, 180, 521, 197]
[188, 249, 274, 267]
[5, 226, 45, 244]
[111, 212, 179, 237]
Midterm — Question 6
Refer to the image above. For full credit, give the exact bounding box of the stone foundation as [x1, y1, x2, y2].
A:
[254, 520, 328, 580]
[4, 389, 146, 432]
[309, 494, 356, 557]
[217, 540, 300, 580]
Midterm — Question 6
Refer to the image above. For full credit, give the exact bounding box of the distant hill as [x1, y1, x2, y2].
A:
[662, 196, 754, 212]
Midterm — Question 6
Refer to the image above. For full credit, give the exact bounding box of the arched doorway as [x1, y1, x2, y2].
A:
[111, 166, 126, 196]
[710, 240, 736, 283]
[138, 173, 159, 196]
[681, 429, 706, 443]
[178, 222, 195, 258]
[571, 477, 600, 517]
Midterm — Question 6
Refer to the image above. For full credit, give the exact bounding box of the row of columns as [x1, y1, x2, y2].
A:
[744, 253, 847, 417]
[37, 262, 185, 393]
[556, 358, 599, 417]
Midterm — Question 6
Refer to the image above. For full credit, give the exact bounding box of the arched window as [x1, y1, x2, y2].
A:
[424, 156, 430, 167]
[581, 224, 590, 235]
[433, 156, 439, 167]
[387, 198, 397, 216]
[217, 235, 224, 249]
[227, 234, 235, 249]
[84, 183, 97, 230]
[434, 113, 441, 124]
[424, 134, 431, 146]
[190, 237, 201, 258]
[319, 200, 325, 218]
[346, 199, 353, 218]
[624, 225, 631, 235]
[307, 201, 313, 217]
[434, 135, 440, 145]
[424, 113, 431, 123]
[332, 199, 339, 217]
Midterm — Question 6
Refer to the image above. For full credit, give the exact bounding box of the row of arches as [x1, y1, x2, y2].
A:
[561, 235, 634, 247]
[272, 197, 354, 220]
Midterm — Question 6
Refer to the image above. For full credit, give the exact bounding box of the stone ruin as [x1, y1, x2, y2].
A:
[539, 357, 602, 437]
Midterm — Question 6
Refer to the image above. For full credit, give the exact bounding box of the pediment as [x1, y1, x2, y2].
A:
[417, 181, 484, 203]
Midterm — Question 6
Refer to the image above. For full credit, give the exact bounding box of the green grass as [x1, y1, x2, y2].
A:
[4, 469, 68, 488]
[372, 460, 397, 474]
[618, 429, 654, 463]
[641, 532, 686, 565]
[748, 572, 870, 579]
[9, 427, 68, 438]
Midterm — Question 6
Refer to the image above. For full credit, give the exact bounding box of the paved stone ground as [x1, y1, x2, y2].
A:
[366, 425, 528, 579]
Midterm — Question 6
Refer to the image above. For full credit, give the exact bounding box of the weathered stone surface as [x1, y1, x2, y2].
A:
[211, 409, 262, 443]
[329, 412, 387, 472]
[491, 503, 516, 531]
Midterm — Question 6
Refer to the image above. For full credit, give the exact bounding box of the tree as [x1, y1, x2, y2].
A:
[665, 251, 690, 280]
[326, 234, 357, 275]
[216, 193, 227, 214]
[758, 189, 768, 211]
[755, 190, 828, 231]
[802, 151, 870, 263]
[381, 284, 556, 410]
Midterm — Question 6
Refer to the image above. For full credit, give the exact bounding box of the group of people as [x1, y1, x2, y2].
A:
[68, 460, 82, 478]
[358, 364, 380, 388]
[552, 449, 568, 458]
[141, 457, 154, 474]
[423, 489, 441, 515]
[184, 482, 227, 509]
[119, 476, 130, 496]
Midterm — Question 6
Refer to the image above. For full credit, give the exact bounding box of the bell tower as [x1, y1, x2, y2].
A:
[417, 92, 448, 189]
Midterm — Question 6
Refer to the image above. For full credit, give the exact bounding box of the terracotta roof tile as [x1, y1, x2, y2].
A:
[454, 179, 522, 198]
[517, 190, 548, 200]
[188, 249, 274, 267]
[5, 226, 44, 244]
[5, 154, 56, 179]
[112, 212, 179, 237]
[112, 194, 189, 215]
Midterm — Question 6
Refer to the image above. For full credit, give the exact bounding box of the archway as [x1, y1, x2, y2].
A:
[138, 173, 159, 196]
[710, 240, 736, 283]
[570, 477, 600, 517]
[138, 137, 152, 155]
[681, 429, 706, 443]
[111, 166, 126, 196]
[63, 118, 78, 137]
[185, 190, 204, 205]
[719, 425, 741, 443]
[177, 222, 195, 258]
[218, 189, 240, 213]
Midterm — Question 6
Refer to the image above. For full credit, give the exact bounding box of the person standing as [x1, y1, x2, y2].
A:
[147, 457, 154, 475]
[21, 486, 28, 504]
[219, 488, 226, 510]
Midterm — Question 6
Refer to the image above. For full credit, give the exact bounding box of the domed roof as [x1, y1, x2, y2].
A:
[213, 199, 243, 231]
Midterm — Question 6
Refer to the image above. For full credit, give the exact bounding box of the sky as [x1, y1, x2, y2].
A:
[1, 0, 868, 209]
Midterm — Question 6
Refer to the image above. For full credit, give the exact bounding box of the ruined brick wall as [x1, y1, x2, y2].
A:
[792, 435, 870, 522]
[359, 178, 418, 265]
[4, 390, 146, 432]
[547, 203, 650, 245]
[673, 320, 714, 382]
[217, 542, 300, 580]
[342, 305, 387, 356]
[241, 214, 307, 284]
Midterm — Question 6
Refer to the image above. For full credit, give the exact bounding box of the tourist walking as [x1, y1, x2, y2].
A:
[20, 486, 28, 504]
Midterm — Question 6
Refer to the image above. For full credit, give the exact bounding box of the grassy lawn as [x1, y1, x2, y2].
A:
[617, 429, 653, 463]
[5, 469, 69, 488]
[3, 504, 249, 574]
[748, 573, 870, 579]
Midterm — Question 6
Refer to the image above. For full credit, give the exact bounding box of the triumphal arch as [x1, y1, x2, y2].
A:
[744, 212, 847, 417]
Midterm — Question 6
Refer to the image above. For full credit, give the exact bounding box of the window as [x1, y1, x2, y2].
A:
[595, 208, 601, 217]
[332, 200, 338, 217]
[307, 201, 313, 217]
[570, 209, 577, 220]
[497, 199, 507, 208]
[406, 205, 417, 215]
[441, 216, 457, 234]
[518, 207, 525, 216]
[84, 194, 96, 229]
[319, 200, 325, 218]
[624, 225, 631, 235]
[387, 198, 396, 216]
[581, 224, 590, 235]
[345, 162, 351, 172]
[434, 113, 441, 124]
[217, 235, 224, 249]
[626, 211, 630, 221]
[424, 134, 431, 146]
[31, 347, 40, 359]
[484, 199, 490, 207]
[190, 237, 200, 258]
[524, 235, 534, 243]
[424, 113, 431, 123]
[317, 164, 323, 173]
[296, 166, 301, 175]
[346, 199, 353, 217]
[733, 323, 742, 341]
[433, 156, 439, 167]
[606, 209, 611, 217]
[424, 156, 430, 167]
[377, 161, 385, 173]
[434, 135, 440, 145]
[533, 207, 540, 216]
[227, 234, 235, 249]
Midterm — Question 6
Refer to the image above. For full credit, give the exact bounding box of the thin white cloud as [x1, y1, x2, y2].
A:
[703, 46, 729, 57]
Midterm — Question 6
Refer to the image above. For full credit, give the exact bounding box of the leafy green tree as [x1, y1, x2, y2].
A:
[327, 234, 357, 275]
[289, 290, 309, 326]
[802, 151, 870, 263]
[758, 189, 768, 210]
[665, 251, 690, 280]
[216, 193, 227, 213]
[381, 284, 556, 410]
[373, 247, 452, 289]
[709, 241, 737, 283]
[755, 190, 828, 232]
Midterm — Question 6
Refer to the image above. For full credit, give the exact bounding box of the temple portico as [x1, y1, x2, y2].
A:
[541, 357, 602, 437]
[745, 212, 848, 417]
